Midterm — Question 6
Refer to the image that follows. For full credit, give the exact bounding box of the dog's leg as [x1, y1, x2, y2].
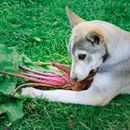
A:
[21, 86, 114, 106]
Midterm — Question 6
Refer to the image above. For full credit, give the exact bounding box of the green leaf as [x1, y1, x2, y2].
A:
[0, 44, 45, 122]
[0, 45, 21, 95]
[21, 54, 45, 71]
[0, 94, 24, 122]
[0, 44, 22, 73]
[0, 76, 17, 95]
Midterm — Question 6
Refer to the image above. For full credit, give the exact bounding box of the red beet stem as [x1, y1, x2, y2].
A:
[19, 66, 59, 77]
[0, 71, 65, 86]
[51, 62, 70, 74]
[13, 83, 54, 96]
[22, 73, 66, 83]
[50, 62, 70, 68]
[36, 62, 70, 69]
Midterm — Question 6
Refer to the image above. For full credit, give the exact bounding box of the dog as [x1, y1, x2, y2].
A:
[21, 7, 130, 106]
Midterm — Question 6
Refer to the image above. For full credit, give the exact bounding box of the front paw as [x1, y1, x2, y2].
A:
[21, 87, 36, 97]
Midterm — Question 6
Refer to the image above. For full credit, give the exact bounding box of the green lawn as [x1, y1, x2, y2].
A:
[0, 0, 130, 129]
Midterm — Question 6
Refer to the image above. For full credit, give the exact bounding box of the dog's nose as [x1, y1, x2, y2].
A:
[71, 77, 78, 82]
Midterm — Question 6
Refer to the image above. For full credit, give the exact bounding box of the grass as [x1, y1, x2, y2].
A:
[0, 0, 130, 129]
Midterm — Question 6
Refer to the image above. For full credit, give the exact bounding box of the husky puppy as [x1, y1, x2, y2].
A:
[21, 7, 130, 106]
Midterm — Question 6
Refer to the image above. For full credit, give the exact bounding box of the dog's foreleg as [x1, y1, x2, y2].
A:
[21, 87, 108, 106]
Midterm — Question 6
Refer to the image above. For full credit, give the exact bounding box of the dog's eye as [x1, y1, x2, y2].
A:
[78, 54, 86, 60]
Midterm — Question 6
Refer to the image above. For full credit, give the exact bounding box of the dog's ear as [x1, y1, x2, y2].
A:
[86, 32, 106, 45]
[66, 6, 85, 27]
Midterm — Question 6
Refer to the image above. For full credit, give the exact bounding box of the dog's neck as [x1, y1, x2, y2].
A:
[98, 26, 130, 72]
[98, 56, 130, 73]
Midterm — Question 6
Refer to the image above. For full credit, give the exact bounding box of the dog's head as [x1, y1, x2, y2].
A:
[66, 7, 108, 81]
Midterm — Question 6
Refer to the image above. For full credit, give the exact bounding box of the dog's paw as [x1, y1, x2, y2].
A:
[21, 87, 36, 97]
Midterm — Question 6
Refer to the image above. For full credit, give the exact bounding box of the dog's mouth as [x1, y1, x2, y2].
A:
[71, 69, 97, 91]
[87, 69, 97, 80]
